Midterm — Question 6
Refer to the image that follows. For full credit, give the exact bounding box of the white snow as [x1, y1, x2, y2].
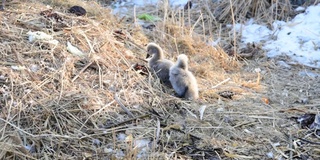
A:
[114, 0, 188, 6]
[233, 19, 272, 43]
[234, 4, 320, 68]
[134, 139, 151, 159]
[170, 0, 189, 6]
[117, 133, 126, 141]
[295, 6, 305, 12]
[111, 0, 190, 15]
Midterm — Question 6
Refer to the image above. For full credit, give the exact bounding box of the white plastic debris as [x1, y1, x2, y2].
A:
[254, 68, 261, 73]
[216, 107, 224, 112]
[11, 65, 26, 71]
[24, 144, 36, 153]
[47, 39, 59, 46]
[199, 105, 207, 120]
[29, 64, 39, 72]
[266, 151, 274, 158]
[27, 31, 59, 48]
[244, 129, 253, 134]
[27, 31, 53, 42]
[134, 139, 150, 148]
[273, 142, 280, 147]
[217, 97, 224, 105]
[67, 41, 86, 57]
[104, 148, 113, 153]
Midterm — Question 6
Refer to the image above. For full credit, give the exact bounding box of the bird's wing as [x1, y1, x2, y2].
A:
[180, 86, 188, 98]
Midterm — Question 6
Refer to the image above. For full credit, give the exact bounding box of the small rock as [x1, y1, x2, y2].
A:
[218, 91, 235, 99]
[69, 6, 86, 16]
[104, 148, 113, 153]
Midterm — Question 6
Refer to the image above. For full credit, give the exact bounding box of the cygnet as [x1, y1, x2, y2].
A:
[169, 54, 199, 100]
[147, 42, 174, 87]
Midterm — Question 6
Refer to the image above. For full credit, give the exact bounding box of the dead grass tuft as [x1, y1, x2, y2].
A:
[210, 0, 293, 24]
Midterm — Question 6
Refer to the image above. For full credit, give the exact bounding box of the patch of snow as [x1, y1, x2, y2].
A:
[170, 0, 189, 7]
[234, 19, 272, 44]
[276, 61, 291, 69]
[117, 133, 126, 141]
[114, 0, 188, 7]
[111, 0, 190, 15]
[131, 0, 158, 6]
[298, 70, 319, 78]
[266, 151, 274, 158]
[235, 4, 320, 68]
[209, 37, 221, 46]
[115, 149, 125, 158]
[135, 139, 150, 148]
[134, 139, 151, 159]
[295, 6, 305, 11]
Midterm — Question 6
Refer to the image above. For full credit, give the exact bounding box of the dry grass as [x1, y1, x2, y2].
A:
[0, 0, 319, 159]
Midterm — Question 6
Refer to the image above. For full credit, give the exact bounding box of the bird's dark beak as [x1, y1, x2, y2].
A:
[146, 53, 151, 59]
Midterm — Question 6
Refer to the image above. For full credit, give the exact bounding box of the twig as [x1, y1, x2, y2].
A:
[156, 118, 160, 143]
[212, 78, 231, 89]
[203, 0, 218, 24]
[0, 61, 17, 66]
[289, 133, 293, 160]
[79, 30, 95, 56]
[161, 123, 201, 140]
[0, 117, 79, 139]
[297, 137, 320, 145]
[114, 93, 134, 118]
[79, 100, 116, 131]
[136, 57, 148, 63]
[105, 114, 151, 129]
[203, 78, 231, 91]
[229, 0, 237, 58]
[267, 139, 288, 159]
[72, 61, 93, 82]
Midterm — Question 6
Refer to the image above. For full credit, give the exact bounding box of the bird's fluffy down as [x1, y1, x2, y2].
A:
[147, 43, 174, 87]
[169, 54, 199, 100]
